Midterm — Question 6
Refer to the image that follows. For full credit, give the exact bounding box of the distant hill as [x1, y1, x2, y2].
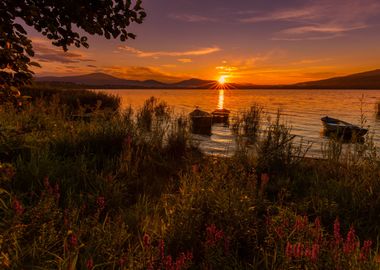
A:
[171, 78, 215, 88]
[36, 72, 214, 89]
[35, 69, 380, 89]
[36, 73, 168, 88]
[292, 69, 380, 89]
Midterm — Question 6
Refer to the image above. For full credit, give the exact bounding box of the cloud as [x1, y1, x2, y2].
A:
[117, 45, 221, 58]
[240, 0, 380, 40]
[291, 58, 332, 65]
[177, 58, 192, 63]
[281, 24, 367, 35]
[169, 14, 217, 22]
[214, 50, 288, 80]
[271, 35, 343, 41]
[161, 64, 177, 68]
[101, 66, 184, 82]
[240, 8, 317, 23]
[32, 39, 95, 63]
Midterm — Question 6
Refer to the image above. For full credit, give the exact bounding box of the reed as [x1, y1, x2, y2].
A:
[21, 86, 121, 113]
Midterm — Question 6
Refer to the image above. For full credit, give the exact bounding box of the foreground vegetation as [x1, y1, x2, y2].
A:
[1, 89, 380, 269]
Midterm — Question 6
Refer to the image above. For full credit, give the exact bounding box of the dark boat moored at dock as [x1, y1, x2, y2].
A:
[321, 116, 368, 138]
[190, 108, 212, 135]
[211, 108, 230, 124]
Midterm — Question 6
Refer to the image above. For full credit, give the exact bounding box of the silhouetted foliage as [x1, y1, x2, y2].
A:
[0, 0, 146, 98]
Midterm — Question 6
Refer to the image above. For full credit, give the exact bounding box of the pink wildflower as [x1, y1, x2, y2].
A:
[174, 253, 186, 270]
[294, 216, 307, 232]
[96, 196, 105, 212]
[294, 243, 303, 258]
[13, 198, 24, 215]
[143, 233, 151, 248]
[205, 224, 224, 248]
[274, 226, 284, 239]
[86, 257, 94, 270]
[314, 217, 322, 242]
[119, 256, 126, 268]
[44, 176, 53, 194]
[343, 226, 356, 254]
[159, 239, 165, 259]
[359, 240, 373, 261]
[333, 218, 342, 245]
[285, 242, 293, 258]
[311, 243, 320, 262]
[304, 246, 311, 258]
[185, 251, 193, 261]
[68, 234, 78, 248]
[164, 255, 173, 270]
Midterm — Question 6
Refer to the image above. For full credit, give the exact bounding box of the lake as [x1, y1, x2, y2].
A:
[98, 89, 380, 157]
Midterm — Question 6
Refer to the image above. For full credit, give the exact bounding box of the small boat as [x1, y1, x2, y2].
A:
[189, 108, 212, 135]
[321, 116, 368, 137]
[211, 108, 230, 123]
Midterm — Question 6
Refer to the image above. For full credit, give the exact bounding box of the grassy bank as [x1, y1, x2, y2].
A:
[1, 90, 380, 269]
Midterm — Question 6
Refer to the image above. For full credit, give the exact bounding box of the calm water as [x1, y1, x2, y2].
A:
[99, 89, 380, 157]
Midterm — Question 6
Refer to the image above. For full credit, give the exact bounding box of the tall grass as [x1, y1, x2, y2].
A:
[1, 94, 380, 269]
[21, 86, 121, 113]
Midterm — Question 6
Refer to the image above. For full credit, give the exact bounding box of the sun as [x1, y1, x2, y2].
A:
[218, 75, 227, 85]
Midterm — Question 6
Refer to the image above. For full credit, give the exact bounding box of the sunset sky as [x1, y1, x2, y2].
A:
[29, 0, 380, 84]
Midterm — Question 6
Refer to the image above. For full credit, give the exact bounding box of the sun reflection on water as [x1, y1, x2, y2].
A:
[218, 89, 224, 109]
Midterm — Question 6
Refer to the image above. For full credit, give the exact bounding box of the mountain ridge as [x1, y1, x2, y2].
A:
[35, 69, 380, 89]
